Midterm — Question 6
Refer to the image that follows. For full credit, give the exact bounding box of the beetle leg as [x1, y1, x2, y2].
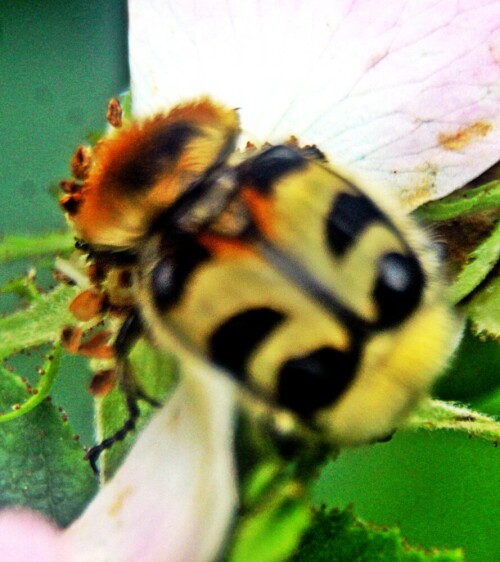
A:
[85, 309, 161, 474]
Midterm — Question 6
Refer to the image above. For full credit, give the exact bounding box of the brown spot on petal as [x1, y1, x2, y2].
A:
[108, 485, 133, 518]
[398, 163, 438, 209]
[438, 121, 492, 151]
[366, 49, 389, 70]
[489, 33, 500, 67]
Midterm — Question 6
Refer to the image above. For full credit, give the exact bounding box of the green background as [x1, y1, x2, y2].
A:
[0, 0, 128, 444]
[0, 2, 498, 561]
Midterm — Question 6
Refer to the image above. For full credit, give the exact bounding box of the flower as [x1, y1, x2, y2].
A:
[129, 0, 500, 209]
[63, 369, 237, 562]
[1, 1, 499, 560]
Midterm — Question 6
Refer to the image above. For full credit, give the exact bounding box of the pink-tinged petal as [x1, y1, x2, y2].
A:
[129, 0, 500, 208]
[0, 509, 68, 561]
[64, 370, 237, 562]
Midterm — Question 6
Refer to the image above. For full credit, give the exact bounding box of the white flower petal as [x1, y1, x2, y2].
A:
[65, 369, 237, 562]
[129, 0, 500, 207]
[0, 510, 67, 561]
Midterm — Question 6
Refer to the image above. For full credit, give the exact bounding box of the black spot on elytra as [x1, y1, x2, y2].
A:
[151, 237, 210, 310]
[277, 345, 360, 417]
[373, 252, 425, 328]
[327, 193, 385, 257]
[239, 145, 307, 193]
[117, 122, 200, 193]
[209, 308, 285, 379]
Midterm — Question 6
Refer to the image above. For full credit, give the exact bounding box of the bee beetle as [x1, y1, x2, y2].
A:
[60, 98, 458, 471]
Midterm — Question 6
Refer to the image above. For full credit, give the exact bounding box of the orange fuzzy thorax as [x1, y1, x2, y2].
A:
[62, 98, 240, 248]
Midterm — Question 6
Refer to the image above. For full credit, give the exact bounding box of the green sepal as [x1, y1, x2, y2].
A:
[415, 180, 499, 221]
[292, 507, 464, 561]
[450, 220, 500, 303]
[466, 274, 500, 340]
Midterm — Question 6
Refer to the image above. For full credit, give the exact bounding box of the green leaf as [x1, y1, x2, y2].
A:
[475, 389, 500, 417]
[120, 90, 132, 120]
[0, 284, 78, 359]
[0, 272, 41, 301]
[292, 507, 464, 561]
[0, 363, 97, 527]
[96, 339, 178, 479]
[227, 476, 312, 562]
[226, 416, 333, 562]
[415, 180, 500, 221]
[0, 232, 74, 264]
[466, 274, 500, 340]
[450, 220, 500, 303]
[241, 461, 284, 507]
[435, 324, 500, 401]
[405, 399, 500, 444]
[0, 344, 62, 422]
